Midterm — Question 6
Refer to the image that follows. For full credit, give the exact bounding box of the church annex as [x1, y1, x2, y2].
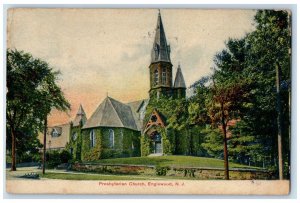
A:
[41, 11, 188, 161]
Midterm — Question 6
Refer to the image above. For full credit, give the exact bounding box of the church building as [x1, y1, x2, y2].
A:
[41, 11, 187, 160]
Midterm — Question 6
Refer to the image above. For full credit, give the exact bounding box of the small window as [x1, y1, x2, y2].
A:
[90, 130, 95, 148]
[151, 115, 157, 122]
[51, 128, 61, 137]
[162, 68, 166, 85]
[154, 69, 159, 85]
[109, 129, 114, 148]
[72, 132, 77, 141]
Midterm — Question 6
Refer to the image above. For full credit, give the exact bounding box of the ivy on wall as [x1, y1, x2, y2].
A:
[81, 128, 102, 161]
[141, 134, 151, 156]
[141, 96, 208, 156]
[81, 127, 140, 161]
[66, 125, 82, 161]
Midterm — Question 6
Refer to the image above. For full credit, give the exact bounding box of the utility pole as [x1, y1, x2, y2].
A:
[42, 116, 47, 174]
[276, 62, 283, 180]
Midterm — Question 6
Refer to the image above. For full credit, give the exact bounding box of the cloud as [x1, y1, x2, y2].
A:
[7, 9, 256, 126]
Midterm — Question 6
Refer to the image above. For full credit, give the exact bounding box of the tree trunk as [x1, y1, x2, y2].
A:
[221, 103, 229, 180]
[10, 127, 17, 171]
[188, 127, 193, 155]
[42, 116, 47, 174]
[276, 63, 283, 180]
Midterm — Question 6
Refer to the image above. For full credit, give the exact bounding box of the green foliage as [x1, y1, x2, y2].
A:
[40, 172, 150, 180]
[81, 127, 140, 161]
[6, 49, 70, 169]
[201, 128, 224, 159]
[6, 126, 43, 163]
[141, 134, 151, 156]
[66, 125, 82, 161]
[143, 96, 192, 155]
[245, 10, 290, 175]
[45, 149, 71, 168]
[190, 10, 291, 177]
[161, 128, 173, 155]
[155, 166, 170, 176]
[89, 155, 258, 169]
[60, 150, 72, 163]
[81, 128, 102, 161]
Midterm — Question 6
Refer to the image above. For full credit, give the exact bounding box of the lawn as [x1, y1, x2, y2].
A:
[90, 155, 258, 169]
[41, 172, 149, 180]
[40, 172, 197, 180]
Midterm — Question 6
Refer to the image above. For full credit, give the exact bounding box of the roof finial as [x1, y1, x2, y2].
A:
[106, 91, 108, 97]
[158, 9, 161, 15]
[178, 61, 181, 68]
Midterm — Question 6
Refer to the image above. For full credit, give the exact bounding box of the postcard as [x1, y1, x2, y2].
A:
[6, 8, 291, 195]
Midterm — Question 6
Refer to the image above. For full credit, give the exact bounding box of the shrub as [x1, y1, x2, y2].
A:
[60, 150, 72, 163]
[45, 150, 72, 168]
[155, 166, 170, 176]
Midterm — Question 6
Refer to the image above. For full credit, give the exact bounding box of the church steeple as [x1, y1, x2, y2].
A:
[174, 64, 186, 88]
[151, 10, 171, 63]
[73, 104, 87, 127]
[149, 10, 173, 99]
[173, 64, 186, 99]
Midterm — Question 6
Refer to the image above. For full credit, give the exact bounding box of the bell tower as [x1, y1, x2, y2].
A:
[149, 10, 173, 99]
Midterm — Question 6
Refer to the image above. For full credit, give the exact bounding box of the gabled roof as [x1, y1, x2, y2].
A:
[143, 108, 166, 134]
[127, 99, 149, 131]
[174, 65, 186, 88]
[73, 104, 87, 127]
[126, 100, 145, 113]
[151, 10, 171, 63]
[82, 96, 138, 131]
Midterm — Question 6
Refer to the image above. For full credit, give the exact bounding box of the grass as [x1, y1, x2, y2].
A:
[41, 172, 148, 180]
[40, 172, 200, 180]
[91, 155, 258, 169]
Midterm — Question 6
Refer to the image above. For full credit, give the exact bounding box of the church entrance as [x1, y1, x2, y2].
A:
[152, 132, 162, 154]
[155, 142, 162, 154]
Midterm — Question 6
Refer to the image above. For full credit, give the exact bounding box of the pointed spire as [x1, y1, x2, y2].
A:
[151, 10, 171, 63]
[77, 104, 85, 115]
[73, 104, 87, 127]
[174, 64, 186, 88]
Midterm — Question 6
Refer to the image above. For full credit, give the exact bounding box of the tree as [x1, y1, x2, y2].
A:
[244, 10, 291, 178]
[6, 49, 70, 171]
[190, 37, 253, 179]
[6, 126, 43, 163]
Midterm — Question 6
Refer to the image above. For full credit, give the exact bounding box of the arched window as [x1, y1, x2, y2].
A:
[109, 129, 114, 148]
[162, 68, 166, 85]
[72, 132, 77, 141]
[120, 129, 123, 150]
[154, 69, 159, 85]
[90, 129, 95, 148]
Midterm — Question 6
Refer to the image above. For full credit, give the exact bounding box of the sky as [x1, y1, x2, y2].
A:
[7, 8, 256, 126]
